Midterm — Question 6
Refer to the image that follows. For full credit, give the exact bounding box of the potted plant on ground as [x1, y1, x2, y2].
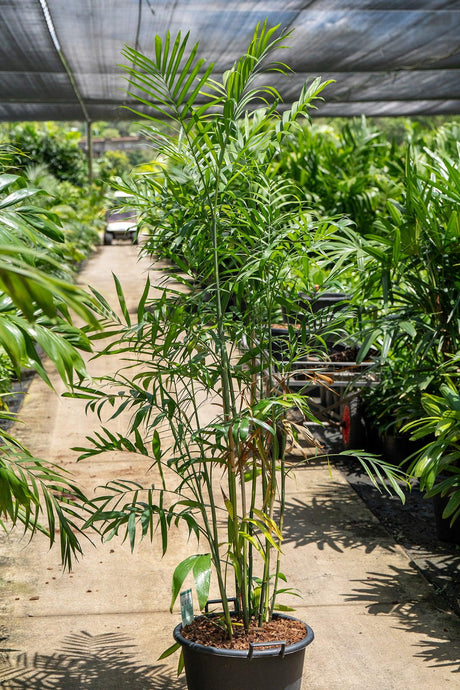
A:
[75, 23, 408, 690]
[402, 366, 460, 543]
[313, 137, 460, 459]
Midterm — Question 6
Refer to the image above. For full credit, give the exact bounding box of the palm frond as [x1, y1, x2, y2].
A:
[0, 442, 91, 570]
[122, 32, 216, 129]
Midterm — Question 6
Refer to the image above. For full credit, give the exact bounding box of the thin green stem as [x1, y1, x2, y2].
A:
[270, 434, 286, 618]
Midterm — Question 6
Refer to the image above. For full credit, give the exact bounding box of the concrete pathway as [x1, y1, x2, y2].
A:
[0, 245, 458, 689]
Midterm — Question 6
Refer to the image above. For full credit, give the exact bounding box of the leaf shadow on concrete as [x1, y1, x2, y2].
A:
[344, 564, 460, 673]
[280, 474, 460, 674]
[281, 482, 398, 554]
[0, 630, 186, 689]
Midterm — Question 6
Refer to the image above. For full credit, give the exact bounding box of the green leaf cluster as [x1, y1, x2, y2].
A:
[0, 161, 102, 569]
[403, 370, 460, 526]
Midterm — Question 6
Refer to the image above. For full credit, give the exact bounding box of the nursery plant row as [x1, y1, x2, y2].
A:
[115, 111, 460, 529]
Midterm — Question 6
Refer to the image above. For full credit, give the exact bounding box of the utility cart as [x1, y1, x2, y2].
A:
[103, 191, 138, 245]
[272, 292, 378, 450]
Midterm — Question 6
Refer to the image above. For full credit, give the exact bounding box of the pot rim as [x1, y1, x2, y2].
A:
[173, 612, 314, 659]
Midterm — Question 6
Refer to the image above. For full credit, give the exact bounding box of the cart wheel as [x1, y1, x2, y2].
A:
[104, 232, 113, 245]
[341, 398, 366, 450]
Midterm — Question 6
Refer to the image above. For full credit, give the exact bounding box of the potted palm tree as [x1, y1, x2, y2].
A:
[402, 371, 460, 543]
[76, 22, 407, 690]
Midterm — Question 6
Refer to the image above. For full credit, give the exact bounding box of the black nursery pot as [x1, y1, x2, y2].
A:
[173, 613, 314, 690]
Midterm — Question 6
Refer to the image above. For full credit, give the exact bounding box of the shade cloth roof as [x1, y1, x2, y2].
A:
[1, 1, 460, 122]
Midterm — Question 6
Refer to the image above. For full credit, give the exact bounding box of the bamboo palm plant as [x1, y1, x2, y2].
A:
[77, 23, 407, 643]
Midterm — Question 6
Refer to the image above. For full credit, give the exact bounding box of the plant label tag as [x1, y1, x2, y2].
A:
[180, 589, 194, 626]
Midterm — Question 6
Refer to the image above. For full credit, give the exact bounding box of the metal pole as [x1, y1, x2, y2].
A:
[86, 120, 93, 182]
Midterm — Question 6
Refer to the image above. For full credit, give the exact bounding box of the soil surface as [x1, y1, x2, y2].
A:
[181, 615, 306, 650]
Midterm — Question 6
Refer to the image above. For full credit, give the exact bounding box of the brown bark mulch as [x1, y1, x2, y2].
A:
[181, 615, 307, 650]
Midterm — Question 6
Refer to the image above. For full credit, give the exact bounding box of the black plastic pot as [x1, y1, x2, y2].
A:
[173, 613, 314, 690]
[299, 291, 351, 314]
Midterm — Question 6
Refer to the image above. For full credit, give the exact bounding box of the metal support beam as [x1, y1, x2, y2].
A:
[39, 0, 90, 122]
[86, 120, 93, 183]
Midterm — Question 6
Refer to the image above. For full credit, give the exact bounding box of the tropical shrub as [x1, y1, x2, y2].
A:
[3, 122, 87, 186]
[403, 366, 460, 526]
[271, 116, 404, 236]
[96, 150, 131, 184]
[0, 347, 13, 400]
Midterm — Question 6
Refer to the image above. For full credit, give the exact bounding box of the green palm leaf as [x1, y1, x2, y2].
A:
[122, 32, 216, 128]
[0, 442, 91, 570]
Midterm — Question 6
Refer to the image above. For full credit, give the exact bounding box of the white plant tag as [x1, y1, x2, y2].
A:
[180, 588, 194, 626]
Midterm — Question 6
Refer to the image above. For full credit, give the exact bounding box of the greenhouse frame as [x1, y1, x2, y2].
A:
[1, 1, 459, 122]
